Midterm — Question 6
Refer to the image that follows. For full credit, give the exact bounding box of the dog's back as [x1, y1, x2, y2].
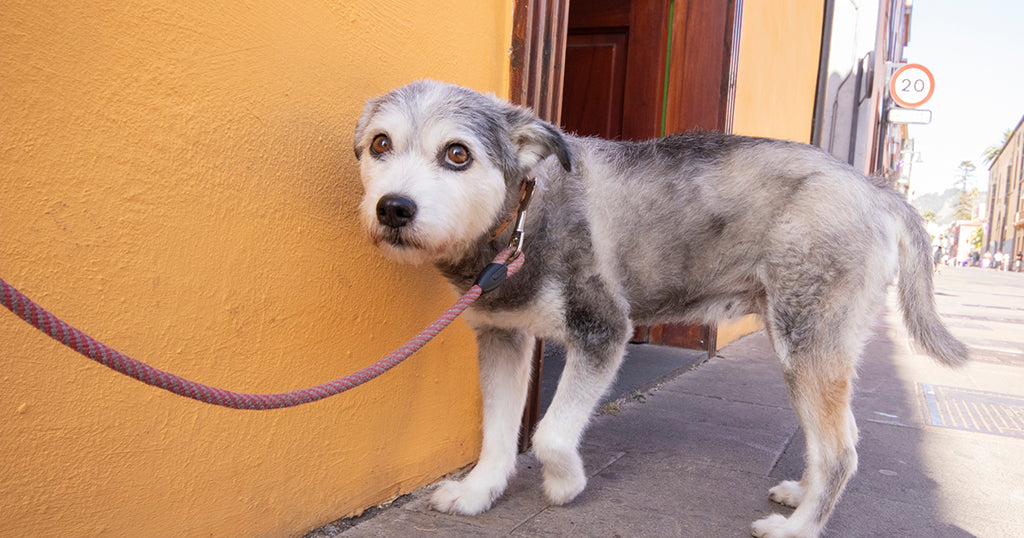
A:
[538, 131, 966, 370]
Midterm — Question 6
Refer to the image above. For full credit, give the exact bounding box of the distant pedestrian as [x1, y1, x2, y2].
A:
[1016, 252, 1022, 272]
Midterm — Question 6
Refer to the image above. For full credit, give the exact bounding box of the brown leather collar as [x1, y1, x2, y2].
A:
[489, 176, 536, 261]
[489, 176, 536, 241]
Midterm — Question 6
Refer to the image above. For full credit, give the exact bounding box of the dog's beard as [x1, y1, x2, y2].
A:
[375, 227, 423, 249]
[368, 226, 441, 265]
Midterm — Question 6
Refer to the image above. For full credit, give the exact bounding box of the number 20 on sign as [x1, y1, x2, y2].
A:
[889, 63, 934, 108]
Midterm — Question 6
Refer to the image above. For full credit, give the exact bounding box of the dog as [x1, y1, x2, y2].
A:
[352, 80, 968, 537]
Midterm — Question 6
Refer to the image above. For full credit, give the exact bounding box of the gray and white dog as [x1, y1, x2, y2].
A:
[353, 80, 967, 538]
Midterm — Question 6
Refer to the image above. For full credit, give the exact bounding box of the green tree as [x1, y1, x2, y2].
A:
[970, 226, 983, 252]
[954, 188, 980, 221]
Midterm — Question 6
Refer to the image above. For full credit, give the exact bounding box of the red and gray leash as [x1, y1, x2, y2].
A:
[0, 248, 523, 410]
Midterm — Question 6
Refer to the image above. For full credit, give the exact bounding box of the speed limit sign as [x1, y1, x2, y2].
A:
[889, 63, 934, 108]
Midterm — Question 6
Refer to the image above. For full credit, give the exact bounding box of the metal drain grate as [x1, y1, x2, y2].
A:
[919, 383, 1024, 439]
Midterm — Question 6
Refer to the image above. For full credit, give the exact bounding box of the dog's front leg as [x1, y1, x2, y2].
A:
[431, 327, 534, 515]
[532, 298, 630, 506]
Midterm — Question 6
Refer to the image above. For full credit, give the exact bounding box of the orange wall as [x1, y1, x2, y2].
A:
[0, 1, 512, 536]
[733, 0, 824, 143]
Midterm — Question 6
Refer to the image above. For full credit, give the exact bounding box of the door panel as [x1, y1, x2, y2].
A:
[562, 32, 627, 138]
[561, 0, 669, 141]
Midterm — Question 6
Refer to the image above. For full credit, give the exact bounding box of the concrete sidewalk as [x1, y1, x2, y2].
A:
[314, 267, 1024, 537]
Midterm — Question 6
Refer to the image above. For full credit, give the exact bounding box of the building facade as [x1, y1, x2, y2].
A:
[984, 115, 1024, 262]
[814, 0, 915, 186]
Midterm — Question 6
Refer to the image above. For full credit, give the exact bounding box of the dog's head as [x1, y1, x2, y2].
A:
[353, 80, 571, 265]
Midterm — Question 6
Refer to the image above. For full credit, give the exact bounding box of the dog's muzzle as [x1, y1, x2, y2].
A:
[376, 194, 417, 228]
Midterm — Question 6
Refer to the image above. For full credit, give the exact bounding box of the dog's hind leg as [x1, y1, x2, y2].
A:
[432, 327, 535, 515]
[754, 290, 867, 537]
[752, 260, 882, 536]
[752, 358, 859, 538]
[531, 287, 631, 506]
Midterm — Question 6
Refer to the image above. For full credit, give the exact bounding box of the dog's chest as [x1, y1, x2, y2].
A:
[462, 280, 567, 340]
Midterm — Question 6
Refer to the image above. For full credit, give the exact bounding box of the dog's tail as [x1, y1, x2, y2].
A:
[892, 195, 969, 367]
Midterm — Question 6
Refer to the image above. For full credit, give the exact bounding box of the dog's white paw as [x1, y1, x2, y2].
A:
[768, 480, 803, 508]
[752, 512, 822, 538]
[533, 434, 587, 504]
[538, 448, 587, 505]
[542, 466, 587, 505]
[750, 514, 795, 537]
[430, 479, 495, 515]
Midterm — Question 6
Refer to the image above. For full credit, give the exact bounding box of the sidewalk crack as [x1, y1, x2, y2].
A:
[768, 426, 799, 477]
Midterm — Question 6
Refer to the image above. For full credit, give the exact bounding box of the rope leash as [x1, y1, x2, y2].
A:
[1, 248, 523, 410]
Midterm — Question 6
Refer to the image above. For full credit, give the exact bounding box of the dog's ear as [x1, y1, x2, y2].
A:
[353, 96, 382, 160]
[507, 107, 573, 173]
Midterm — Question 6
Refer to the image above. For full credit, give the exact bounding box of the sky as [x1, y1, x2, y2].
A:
[901, 0, 1024, 197]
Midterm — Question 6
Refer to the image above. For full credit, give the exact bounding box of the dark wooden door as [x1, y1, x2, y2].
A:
[559, 0, 741, 351]
[560, 0, 670, 141]
[561, 31, 627, 139]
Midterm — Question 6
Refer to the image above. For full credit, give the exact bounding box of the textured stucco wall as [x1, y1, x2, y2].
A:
[733, 0, 825, 143]
[0, 1, 512, 535]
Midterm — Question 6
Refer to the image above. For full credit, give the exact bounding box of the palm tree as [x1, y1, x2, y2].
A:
[981, 129, 1013, 166]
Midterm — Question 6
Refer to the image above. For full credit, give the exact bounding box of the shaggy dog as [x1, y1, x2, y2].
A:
[352, 80, 967, 537]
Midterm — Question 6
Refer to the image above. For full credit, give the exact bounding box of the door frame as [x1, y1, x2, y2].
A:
[509, 0, 570, 453]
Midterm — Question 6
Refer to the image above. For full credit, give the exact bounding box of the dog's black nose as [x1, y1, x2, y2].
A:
[376, 194, 417, 228]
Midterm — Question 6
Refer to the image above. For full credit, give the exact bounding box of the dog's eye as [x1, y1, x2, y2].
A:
[371, 134, 391, 156]
[444, 143, 471, 167]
